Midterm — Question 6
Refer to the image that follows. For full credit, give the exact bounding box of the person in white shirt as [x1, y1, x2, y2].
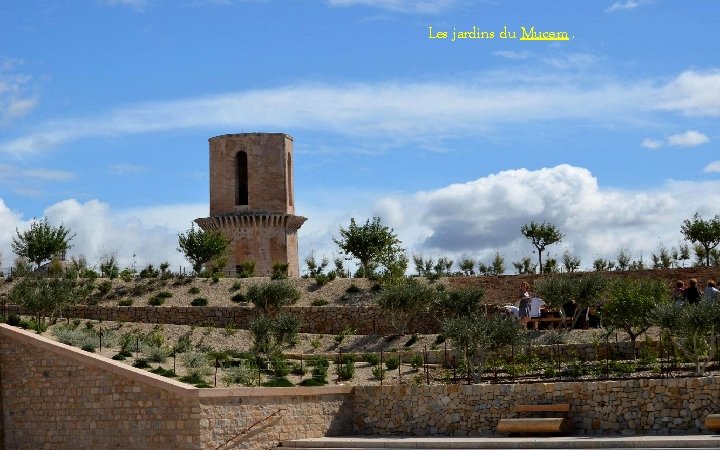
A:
[529, 296, 547, 330]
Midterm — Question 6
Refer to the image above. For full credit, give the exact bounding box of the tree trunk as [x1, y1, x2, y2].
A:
[537, 249, 543, 274]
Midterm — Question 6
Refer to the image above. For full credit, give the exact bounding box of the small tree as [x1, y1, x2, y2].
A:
[246, 281, 301, 316]
[334, 217, 403, 278]
[681, 212, 720, 267]
[431, 287, 485, 320]
[9, 274, 91, 328]
[11, 217, 75, 269]
[615, 248, 631, 271]
[512, 257, 536, 275]
[377, 278, 436, 334]
[177, 224, 230, 274]
[520, 221, 563, 275]
[99, 251, 120, 279]
[443, 312, 522, 383]
[561, 250, 581, 272]
[458, 257, 475, 276]
[491, 252, 505, 275]
[602, 277, 668, 359]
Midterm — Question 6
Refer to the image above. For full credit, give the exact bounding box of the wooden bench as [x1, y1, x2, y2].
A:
[526, 317, 567, 330]
[497, 404, 572, 435]
[705, 414, 720, 431]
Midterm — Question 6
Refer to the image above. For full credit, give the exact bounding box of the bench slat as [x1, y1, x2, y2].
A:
[705, 414, 720, 430]
[513, 404, 570, 413]
[497, 418, 570, 434]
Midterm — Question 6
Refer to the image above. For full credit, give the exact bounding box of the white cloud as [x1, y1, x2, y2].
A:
[0, 198, 207, 271]
[0, 164, 74, 183]
[1, 68, 718, 157]
[640, 138, 662, 149]
[299, 165, 720, 273]
[605, 0, 641, 13]
[326, 0, 455, 13]
[655, 69, 720, 117]
[0, 58, 38, 125]
[667, 130, 709, 147]
[703, 161, 720, 173]
[2, 165, 719, 274]
[103, 0, 148, 8]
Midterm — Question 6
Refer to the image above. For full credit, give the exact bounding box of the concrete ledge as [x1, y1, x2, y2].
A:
[0, 324, 354, 399]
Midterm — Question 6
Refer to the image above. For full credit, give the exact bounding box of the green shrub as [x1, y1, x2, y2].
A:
[97, 280, 113, 295]
[111, 353, 126, 361]
[410, 353, 423, 370]
[372, 365, 386, 380]
[271, 262, 289, 280]
[139, 265, 159, 278]
[148, 296, 165, 306]
[362, 352, 381, 365]
[311, 298, 329, 306]
[246, 281, 300, 314]
[405, 334, 418, 347]
[150, 367, 177, 378]
[270, 354, 291, 377]
[189, 286, 201, 294]
[336, 355, 355, 380]
[334, 327, 355, 346]
[222, 363, 259, 387]
[230, 281, 242, 291]
[370, 283, 382, 292]
[346, 283, 361, 294]
[236, 261, 255, 278]
[299, 378, 327, 386]
[156, 291, 172, 299]
[291, 362, 307, 376]
[133, 359, 151, 369]
[118, 299, 133, 307]
[314, 273, 329, 287]
[308, 356, 329, 382]
[179, 373, 205, 385]
[190, 297, 208, 307]
[385, 355, 400, 371]
[143, 345, 170, 363]
[231, 293, 246, 303]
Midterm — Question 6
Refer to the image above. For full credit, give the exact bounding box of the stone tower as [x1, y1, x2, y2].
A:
[195, 133, 306, 277]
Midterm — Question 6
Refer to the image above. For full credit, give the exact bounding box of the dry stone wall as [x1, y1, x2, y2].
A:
[0, 324, 353, 450]
[353, 379, 720, 436]
[6, 305, 442, 335]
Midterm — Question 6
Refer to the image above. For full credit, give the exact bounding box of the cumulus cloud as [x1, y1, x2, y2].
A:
[667, 130, 710, 147]
[326, 0, 455, 13]
[655, 69, 720, 117]
[299, 165, 720, 273]
[0, 198, 207, 271]
[704, 161, 720, 173]
[0, 58, 38, 125]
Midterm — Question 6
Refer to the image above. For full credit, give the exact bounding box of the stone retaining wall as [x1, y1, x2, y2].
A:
[353, 379, 720, 436]
[0, 324, 352, 450]
[6, 305, 442, 334]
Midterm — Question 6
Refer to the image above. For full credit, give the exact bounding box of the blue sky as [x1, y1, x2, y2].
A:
[1, 0, 719, 272]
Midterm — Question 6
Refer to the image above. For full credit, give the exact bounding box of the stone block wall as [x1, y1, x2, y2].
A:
[0, 324, 353, 450]
[353, 379, 720, 436]
[6, 305, 443, 335]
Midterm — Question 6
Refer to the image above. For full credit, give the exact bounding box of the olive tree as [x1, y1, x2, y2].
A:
[11, 217, 75, 269]
[534, 273, 608, 329]
[601, 277, 668, 359]
[9, 274, 92, 328]
[334, 217, 403, 278]
[377, 278, 436, 334]
[177, 224, 230, 274]
[443, 312, 523, 383]
[520, 221, 563, 274]
[246, 280, 301, 316]
[681, 212, 720, 267]
[654, 298, 720, 375]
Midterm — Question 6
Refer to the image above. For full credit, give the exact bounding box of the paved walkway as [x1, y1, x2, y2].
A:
[281, 435, 720, 449]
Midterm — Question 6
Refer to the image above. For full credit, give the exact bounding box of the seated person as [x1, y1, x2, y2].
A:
[684, 278, 701, 304]
[705, 280, 719, 300]
[529, 296, 547, 318]
[503, 304, 520, 319]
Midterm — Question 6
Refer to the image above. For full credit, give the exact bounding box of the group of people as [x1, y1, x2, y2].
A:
[672, 278, 719, 304]
[502, 281, 548, 329]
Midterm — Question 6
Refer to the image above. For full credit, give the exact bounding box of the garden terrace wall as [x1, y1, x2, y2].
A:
[0, 324, 352, 450]
[353, 379, 720, 437]
[7, 305, 442, 334]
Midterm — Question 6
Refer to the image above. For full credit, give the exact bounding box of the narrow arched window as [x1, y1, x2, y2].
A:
[287, 152, 293, 206]
[236, 151, 248, 205]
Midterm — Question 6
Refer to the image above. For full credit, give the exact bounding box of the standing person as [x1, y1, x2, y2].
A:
[529, 296, 547, 330]
[684, 278, 701, 304]
[518, 281, 531, 327]
[672, 280, 685, 305]
[705, 280, 719, 300]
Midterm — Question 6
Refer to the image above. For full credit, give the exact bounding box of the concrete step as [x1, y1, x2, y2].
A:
[277, 436, 720, 449]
